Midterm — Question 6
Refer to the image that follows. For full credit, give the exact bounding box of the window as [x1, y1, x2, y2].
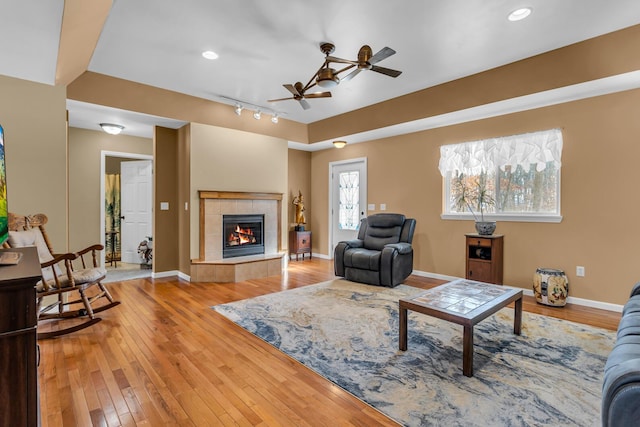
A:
[338, 170, 360, 230]
[439, 129, 562, 222]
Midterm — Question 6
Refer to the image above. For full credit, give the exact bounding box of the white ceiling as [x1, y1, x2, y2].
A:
[2, 1, 640, 143]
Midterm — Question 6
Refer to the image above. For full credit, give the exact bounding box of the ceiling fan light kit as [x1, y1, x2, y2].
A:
[268, 42, 402, 110]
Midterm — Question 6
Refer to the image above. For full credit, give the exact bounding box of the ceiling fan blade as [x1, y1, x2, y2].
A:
[370, 65, 402, 78]
[369, 47, 396, 65]
[268, 96, 293, 103]
[304, 91, 332, 99]
[341, 68, 362, 82]
[298, 99, 311, 110]
[284, 84, 301, 96]
[326, 56, 357, 65]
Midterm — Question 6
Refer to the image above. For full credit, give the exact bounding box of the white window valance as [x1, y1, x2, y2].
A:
[438, 128, 563, 176]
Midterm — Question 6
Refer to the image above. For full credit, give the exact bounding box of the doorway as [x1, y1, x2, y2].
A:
[329, 158, 367, 257]
[101, 151, 153, 277]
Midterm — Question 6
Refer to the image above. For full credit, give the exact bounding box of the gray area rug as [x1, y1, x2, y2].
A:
[212, 279, 614, 426]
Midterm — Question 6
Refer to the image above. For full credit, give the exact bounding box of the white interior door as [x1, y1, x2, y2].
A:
[330, 158, 367, 256]
[120, 160, 152, 264]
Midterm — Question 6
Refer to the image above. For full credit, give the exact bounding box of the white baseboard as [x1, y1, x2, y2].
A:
[412, 269, 623, 313]
[152, 270, 179, 279]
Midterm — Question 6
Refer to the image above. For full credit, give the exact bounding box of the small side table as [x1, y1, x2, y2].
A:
[289, 230, 312, 261]
[106, 231, 119, 268]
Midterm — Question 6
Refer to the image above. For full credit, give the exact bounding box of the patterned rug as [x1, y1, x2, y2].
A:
[212, 279, 614, 426]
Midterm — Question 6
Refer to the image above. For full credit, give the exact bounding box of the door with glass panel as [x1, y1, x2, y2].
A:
[330, 158, 367, 256]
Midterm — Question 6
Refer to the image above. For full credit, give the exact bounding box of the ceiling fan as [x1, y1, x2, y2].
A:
[268, 42, 401, 109]
[327, 44, 402, 82]
[267, 81, 331, 110]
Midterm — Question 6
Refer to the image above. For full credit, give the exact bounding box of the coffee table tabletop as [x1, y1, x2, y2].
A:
[399, 279, 523, 377]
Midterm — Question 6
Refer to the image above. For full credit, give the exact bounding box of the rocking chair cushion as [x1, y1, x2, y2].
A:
[8, 228, 53, 263]
[8, 228, 63, 281]
[37, 267, 107, 292]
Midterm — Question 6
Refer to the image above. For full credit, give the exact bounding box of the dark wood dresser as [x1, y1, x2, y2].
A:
[0, 246, 42, 427]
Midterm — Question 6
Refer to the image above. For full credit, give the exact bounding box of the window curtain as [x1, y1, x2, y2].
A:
[105, 173, 121, 262]
[438, 128, 563, 176]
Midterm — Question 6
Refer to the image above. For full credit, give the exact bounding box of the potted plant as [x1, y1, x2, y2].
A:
[452, 171, 497, 235]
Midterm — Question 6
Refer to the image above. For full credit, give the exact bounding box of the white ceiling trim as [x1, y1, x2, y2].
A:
[290, 70, 640, 152]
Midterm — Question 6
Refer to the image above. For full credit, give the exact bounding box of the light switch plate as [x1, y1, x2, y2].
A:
[380, 203, 387, 211]
[160, 202, 169, 210]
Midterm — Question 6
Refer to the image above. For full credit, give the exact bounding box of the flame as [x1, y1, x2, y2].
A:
[228, 225, 256, 246]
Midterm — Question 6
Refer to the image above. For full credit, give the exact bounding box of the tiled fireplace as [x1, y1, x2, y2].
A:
[191, 191, 284, 283]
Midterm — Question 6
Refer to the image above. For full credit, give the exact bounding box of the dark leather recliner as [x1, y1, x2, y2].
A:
[334, 213, 416, 287]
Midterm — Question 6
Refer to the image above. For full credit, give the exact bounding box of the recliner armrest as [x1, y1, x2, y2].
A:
[384, 242, 412, 255]
[334, 239, 364, 277]
[342, 239, 364, 249]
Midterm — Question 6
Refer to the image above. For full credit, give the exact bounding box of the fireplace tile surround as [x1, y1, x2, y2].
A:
[191, 191, 285, 283]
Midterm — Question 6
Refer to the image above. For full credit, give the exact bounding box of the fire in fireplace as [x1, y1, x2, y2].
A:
[222, 214, 264, 258]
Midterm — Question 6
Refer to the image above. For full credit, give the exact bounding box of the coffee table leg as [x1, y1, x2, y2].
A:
[463, 325, 473, 377]
[514, 296, 523, 335]
[399, 304, 407, 351]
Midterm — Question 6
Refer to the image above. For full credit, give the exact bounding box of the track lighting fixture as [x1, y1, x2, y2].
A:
[220, 96, 281, 124]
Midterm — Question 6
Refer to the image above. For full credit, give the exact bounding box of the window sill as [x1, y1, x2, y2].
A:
[441, 213, 562, 223]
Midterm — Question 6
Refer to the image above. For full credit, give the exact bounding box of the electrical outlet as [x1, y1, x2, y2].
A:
[576, 266, 585, 277]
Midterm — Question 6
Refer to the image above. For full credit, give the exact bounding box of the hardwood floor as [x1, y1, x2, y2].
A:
[37, 259, 621, 426]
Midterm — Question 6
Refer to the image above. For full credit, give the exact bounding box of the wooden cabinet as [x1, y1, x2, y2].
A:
[465, 234, 504, 285]
[0, 247, 42, 427]
[289, 230, 312, 261]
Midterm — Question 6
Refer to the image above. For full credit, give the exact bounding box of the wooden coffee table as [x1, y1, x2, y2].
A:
[399, 279, 523, 377]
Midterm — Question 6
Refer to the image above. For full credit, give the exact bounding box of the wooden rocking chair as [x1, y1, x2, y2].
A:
[4, 213, 120, 339]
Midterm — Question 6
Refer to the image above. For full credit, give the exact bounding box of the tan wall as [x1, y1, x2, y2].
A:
[189, 123, 288, 258]
[68, 127, 152, 251]
[287, 149, 312, 231]
[153, 127, 179, 272]
[308, 24, 640, 144]
[0, 75, 67, 249]
[178, 125, 191, 274]
[311, 89, 640, 305]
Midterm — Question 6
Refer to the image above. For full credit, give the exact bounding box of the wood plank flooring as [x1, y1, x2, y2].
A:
[37, 259, 621, 426]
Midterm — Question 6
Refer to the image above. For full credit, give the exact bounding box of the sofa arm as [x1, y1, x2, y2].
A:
[630, 282, 640, 298]
[334, 239, 364, 277]
[602, 358, 640, 427]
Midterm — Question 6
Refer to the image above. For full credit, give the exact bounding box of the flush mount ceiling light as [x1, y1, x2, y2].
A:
[333, 140, 347, 149]
[202, 50, 219, 60]
[234, 104, 243, 115]
[100, 123, 124, 135]
[508, 7, 532, 21]
[253, 110, 261, 120]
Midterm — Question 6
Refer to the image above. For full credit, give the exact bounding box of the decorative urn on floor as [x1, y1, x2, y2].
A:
[533, 268, 569, 307]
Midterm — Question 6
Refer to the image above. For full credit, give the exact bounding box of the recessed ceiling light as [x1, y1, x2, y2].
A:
[202, 50, 219, 60]
[508, 7, 532, 21]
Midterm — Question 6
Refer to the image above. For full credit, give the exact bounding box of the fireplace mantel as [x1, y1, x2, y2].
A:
[198, 190, 283, 260]
[192, 191, 284, 283]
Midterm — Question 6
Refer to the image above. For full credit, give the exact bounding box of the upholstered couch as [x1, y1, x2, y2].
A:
[602, 282, 640, 426]
[334, 213, 415, 287]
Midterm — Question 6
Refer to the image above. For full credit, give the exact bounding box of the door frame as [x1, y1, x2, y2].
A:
[100, 150, 153, 267]
[328, 157, 367, 258]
